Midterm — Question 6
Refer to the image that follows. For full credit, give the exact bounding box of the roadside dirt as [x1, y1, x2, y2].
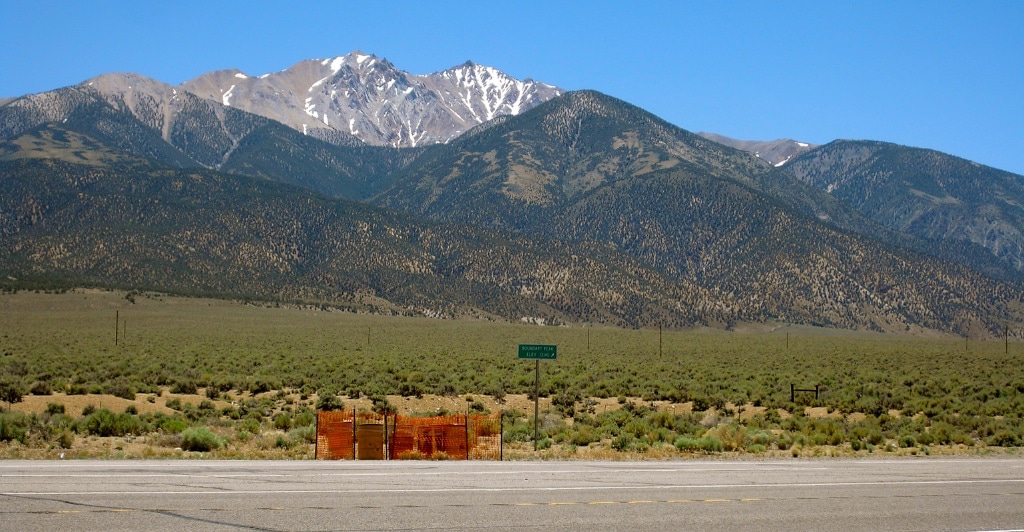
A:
[3, 390, 913, 460]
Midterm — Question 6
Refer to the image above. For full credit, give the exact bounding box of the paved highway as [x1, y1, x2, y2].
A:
[2, 458, 1023, 531]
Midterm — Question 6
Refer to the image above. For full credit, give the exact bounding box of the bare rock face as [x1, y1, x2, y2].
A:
[698, 132, 816, 167]
[180, 51, 563, 147]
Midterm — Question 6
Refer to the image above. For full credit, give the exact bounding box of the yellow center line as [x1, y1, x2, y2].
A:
[54, 509, 135, 515]
[506, 498, 769, 509]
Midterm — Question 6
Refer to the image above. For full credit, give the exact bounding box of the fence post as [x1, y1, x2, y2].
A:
[465, 412, 470, 461]
[791, 384, 820, 403]
[387, 413, 395, 458]
[314, 411, 319, 459]
[500, 413, 504, 461]
[352, 407, 357, 460]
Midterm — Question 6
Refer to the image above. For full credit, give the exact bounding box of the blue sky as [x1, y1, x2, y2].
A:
[2, 1, 1022, 174]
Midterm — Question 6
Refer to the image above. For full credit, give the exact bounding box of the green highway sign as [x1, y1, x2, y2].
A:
[518, 344, 557, 360]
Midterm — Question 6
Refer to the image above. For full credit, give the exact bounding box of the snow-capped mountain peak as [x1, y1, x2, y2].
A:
[180, 51, 562, 147]
[434, 61, 545, 120]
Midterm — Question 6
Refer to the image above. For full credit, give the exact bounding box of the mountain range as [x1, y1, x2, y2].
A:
[2, 51, 1022, 336]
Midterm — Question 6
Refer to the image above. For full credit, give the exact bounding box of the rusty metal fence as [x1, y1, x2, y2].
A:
[315, 410, 502, 460]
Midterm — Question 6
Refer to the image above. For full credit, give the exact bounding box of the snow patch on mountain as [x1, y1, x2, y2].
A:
[222, 84, 235, 106]
[773, 155, 793, 167]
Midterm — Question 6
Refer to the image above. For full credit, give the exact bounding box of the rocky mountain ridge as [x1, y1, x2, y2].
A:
[697, 132, 816, 167]
[0, 71, 427, 200]
[0, 51, 561, 168]
[180, 51, 562, 147]
[782, 140, 1024, 274]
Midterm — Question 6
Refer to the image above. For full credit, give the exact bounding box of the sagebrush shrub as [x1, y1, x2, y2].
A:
[76, 409, 146, 437]
[0, 412, 29, 443]
[180, 427, 222, 452]
[170, 380, 198, 395]
[30, 381, 53, 396]
[611, 433, 634, 451]
[273, 413, 292, 430]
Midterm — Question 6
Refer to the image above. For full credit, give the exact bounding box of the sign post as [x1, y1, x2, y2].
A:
[518, 344, 557, 450]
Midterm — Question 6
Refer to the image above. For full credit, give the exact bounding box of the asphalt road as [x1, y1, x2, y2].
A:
[2, 458, 1023, 531]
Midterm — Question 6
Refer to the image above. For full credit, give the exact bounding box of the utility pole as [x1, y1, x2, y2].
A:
[659, 324, 663, 359]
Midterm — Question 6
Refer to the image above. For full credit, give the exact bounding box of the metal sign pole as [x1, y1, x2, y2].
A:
[534, 359, 540, 451]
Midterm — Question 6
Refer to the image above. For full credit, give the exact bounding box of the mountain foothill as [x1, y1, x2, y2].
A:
[2, 51, 1022, 337]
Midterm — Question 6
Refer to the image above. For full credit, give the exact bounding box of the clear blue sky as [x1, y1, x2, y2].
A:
[2, 0, 1022, 174]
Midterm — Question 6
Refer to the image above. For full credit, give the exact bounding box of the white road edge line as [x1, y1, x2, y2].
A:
[5, 478, 1024, 496]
